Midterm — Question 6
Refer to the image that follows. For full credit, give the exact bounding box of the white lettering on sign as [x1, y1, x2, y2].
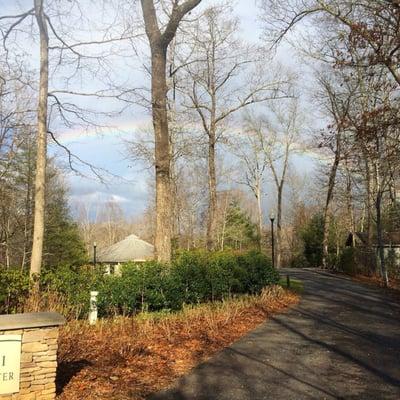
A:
[0, 335, 21, 395]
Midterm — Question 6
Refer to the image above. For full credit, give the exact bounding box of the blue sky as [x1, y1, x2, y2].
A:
[32, 0, 320, 218]
[56, 0, 315, 216]
[52, 134, 150, 216]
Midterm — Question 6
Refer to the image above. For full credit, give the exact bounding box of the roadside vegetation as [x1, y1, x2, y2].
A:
[0, 250, 279, 318]
[290, 212, 400, 287]
[0, 247, 299, 399]
[56, 285, 298, 400]
[3, 0, 399, 396]
[278, 277, 304, 293]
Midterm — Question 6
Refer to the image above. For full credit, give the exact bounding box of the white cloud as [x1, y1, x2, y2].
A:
[70, 191, 129, 205]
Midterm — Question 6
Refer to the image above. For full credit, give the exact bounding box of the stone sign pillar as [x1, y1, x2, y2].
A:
[0, 312, 65, 400]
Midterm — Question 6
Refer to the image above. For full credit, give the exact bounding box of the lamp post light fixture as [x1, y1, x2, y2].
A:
[93, 241, 97, 266]
[269, 212, 276, 269]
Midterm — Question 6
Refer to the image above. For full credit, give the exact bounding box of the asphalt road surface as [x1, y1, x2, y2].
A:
[149, 269, 400, 400]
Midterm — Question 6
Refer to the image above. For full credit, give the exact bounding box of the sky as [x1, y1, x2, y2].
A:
[59, 1, 270, 217]
[2, 0, 321, 220]
[65, 1, 318, 219]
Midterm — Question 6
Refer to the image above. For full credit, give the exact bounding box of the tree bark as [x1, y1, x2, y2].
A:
[152, 47, 172, 262]
[30, 0, 49, 279]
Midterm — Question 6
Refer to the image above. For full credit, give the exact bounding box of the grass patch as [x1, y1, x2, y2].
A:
[56, 286, 298, 400]
[279, 276, 304, 293]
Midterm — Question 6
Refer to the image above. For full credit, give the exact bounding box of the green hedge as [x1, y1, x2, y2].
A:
[0, 268, 30, 314]
[0, 250, 279, 318]
[40, 265, 104, 317]
[97, 250, 278, 316]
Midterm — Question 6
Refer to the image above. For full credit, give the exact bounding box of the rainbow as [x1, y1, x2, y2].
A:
[54, 118, 152, 144]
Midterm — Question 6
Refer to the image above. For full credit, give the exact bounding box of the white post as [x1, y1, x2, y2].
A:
[89, 291, 99, 325]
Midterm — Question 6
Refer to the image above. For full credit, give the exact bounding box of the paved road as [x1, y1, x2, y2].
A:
[149, 269, 400, 400]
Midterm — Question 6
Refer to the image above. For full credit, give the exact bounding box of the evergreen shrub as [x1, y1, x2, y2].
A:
[0, 268, 30, 313]
[338, 248, 357, 275]
[98, 249, 278, 315]
[0, 249, 279, 318]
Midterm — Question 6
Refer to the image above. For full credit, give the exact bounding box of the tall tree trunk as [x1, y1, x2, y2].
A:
[219, 192, 230, 251]
[276, 183, 283, 268]
[375, 157, 389, 287]
[345, 160, 355, 246]
[322, 133, 341, 269]
[151, 47, 172, 262]
[256, 183, 263, 251]
[268, 138, 290, 269]
[388, 166, 397, 206]
[140, 0, 201, 262]
[206, 52, 217, 250]
[206, 128, 217, 250]
[5, 219, 10, 268]
[22, 138, 33, 270]
[364, 156, 373, 249]
[30, 0, 49, 280]
[167, 40, 181, 245]
[376, 192, 389, 287]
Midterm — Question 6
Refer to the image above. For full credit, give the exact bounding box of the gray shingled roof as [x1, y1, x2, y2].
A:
[96, 234, 154, 263]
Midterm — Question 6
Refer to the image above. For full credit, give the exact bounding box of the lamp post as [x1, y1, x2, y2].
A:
[270, 212, 275, 269]
[93, 242, 97, 266]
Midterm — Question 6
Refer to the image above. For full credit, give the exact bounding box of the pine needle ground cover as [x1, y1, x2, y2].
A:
[56, 286, 298, 400]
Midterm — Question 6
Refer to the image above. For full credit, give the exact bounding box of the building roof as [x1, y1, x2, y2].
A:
[96, 234, 154, 263]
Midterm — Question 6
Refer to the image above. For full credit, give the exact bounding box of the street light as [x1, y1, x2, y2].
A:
[93, 242, 97, 266]
[269, 212, 275, 269]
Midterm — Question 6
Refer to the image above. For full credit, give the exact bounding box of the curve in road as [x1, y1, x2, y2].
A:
[149, 269, 400, 400]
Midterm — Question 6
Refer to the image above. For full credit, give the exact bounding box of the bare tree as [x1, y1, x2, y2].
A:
[315, 73, 354, 269]
[74, 200, 99, 254]
[29, 0, 49, 280]
[179, 3, 290, 249]
[0, 1, 136, 278]
[231, 115, 269, 250]
[260, 0, 400, 86]
[140, 0, 202, 262]
[349, 75, 399, 286]
[245, 98, 301, 268]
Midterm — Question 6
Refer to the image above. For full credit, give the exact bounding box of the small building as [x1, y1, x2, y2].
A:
[97, 234, 154, 274]
[345, 231, 400, 272]
[346, 231, 400, 251]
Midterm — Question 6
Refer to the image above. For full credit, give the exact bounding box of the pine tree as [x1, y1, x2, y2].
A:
[0, 134, 87, 268]
[223, 201, 258, 250]
[43, 166, 87, 267]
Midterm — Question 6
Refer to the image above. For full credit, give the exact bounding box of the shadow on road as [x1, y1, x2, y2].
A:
[148, 269, 400, 400]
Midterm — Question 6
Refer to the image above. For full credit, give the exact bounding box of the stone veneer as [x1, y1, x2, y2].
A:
[0, 312, 65, 400]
